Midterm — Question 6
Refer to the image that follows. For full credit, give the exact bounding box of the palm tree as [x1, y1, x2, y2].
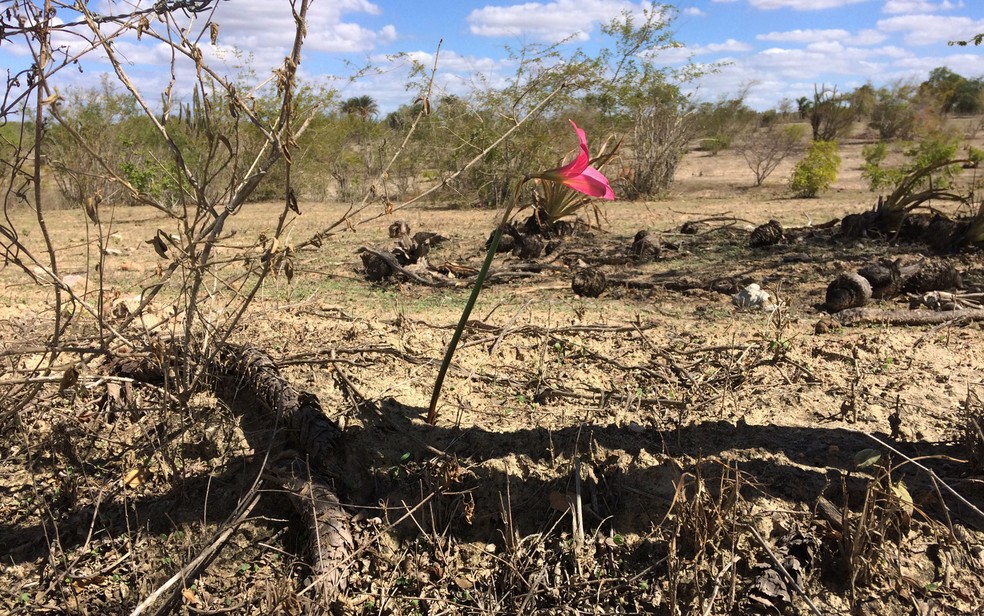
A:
[796, 96, 813, 120]
[340, 95, 378, 121]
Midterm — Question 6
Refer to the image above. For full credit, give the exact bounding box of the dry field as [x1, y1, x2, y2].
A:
[2, 135, 984, 615]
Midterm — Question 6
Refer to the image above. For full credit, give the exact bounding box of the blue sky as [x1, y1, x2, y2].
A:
[1, 0, 982, 112]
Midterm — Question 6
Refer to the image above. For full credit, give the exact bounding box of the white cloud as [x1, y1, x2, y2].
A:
[208, 0, 395, 54]
[889, 51, 979, 77]
[736, 44, 911, 83]
[743, 0, 869, 9]
[397, 50, 509, 75]
[650, 38, 752, 68]
[883, 1, 963, 14]
[756, 28, 887, 46]
[687, 35, 984, 110]
[701, 39, 755, 53]
[877, 14, 984, 45]
[682, 7, 705, 16]
[849, 29, 889, 45]
[466, 0, 652, 42]
[1, 0, 401, 114]
[757, 29, 851, 43]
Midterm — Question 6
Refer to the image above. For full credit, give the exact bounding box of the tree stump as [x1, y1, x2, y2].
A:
[512, 233, 544, 259]
[572, 268, 607, 297]
[825, 272, 872, 312]
[902, 260, 962, 293]
[487, 228, 516, 253]
[680, 221, 707, 234]
[631, 229, 661, 262]
[361, 251, 392, 281]
[388, 220, 410, 238]
[857, 259, 902, 299]
[749, 219, 784, 247]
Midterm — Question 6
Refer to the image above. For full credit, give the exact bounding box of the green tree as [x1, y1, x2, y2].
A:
[796, 96, 813, 119]
[696, 86, 758, 154]
[43, 76, 171, 209]
[592, 5, 704, 197]
[949, 32, 984, 46]
[868, 81, 918, 140]
[340, 95, 379, 121]
[950, 77, 984, 114]
[862, 129, 964, 193]
[919, 67, 983, 115]
[849, 83, 877, 121]
[809, 84, 854, 141]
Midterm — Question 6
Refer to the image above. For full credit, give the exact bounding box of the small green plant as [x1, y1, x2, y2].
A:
[790, 140, 841, 197]
[861, 141, 898, 192]
[388, 451, 412, 478]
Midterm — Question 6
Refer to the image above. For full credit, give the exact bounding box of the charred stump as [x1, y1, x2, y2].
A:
[745, 526, 821, 614]
[825, 272, 872, 312]
[572, 267, 607, 297]
[512, 233, 545, 259]
[631, 230, 661, 262]
[824, 259, 963, 312]
[361, 251, 392, 281]
[388, 220, 410, 238]
[928, 217, 971, 252]
[412, 231, 448, 248]
[901, 259, 962, 293]
[487, 227, 516, 253]
[857, 259, 902, 299]
[394, 234, 429, 265]
[680, 220, 707, 235]
[749, 219, 784, 247]
[212, 346, 351, 604]
[522, 209, 577, 238]
[109, 344, 353, 607]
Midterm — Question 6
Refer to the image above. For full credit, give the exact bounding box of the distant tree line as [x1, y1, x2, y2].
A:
[19, 11, 984, 210]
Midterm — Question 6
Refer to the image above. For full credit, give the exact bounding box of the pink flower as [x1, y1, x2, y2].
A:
[532, 120, 615, 200]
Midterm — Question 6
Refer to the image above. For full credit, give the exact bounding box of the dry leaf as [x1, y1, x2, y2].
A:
[182, 586, 200, 605]
[123, 467, 151, 489]
[59, 365, 80, 393]
[147, 231, 168, 259]
[549, 490, 573, 512]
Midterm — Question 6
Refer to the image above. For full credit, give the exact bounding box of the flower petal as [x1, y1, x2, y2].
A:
[557, 165, 614, 199]
[580, 165, 615, 200]
[529, 119, 615, 200]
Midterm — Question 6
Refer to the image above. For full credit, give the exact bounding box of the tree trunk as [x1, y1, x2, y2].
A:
[109, 343, 353, 608]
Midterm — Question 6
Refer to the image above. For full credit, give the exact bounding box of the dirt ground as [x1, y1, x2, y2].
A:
[2, 134, 984, 615]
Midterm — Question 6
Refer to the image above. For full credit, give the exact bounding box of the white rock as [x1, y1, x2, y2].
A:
[732, 283, 774, 310]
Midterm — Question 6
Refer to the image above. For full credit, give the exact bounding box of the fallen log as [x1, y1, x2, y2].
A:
[358, 247, 460, 287]
[825, 258, 962, 312]
[109, 343, 353, 609]
[820, 307, 984, 328]
[212, 346, 354, 604]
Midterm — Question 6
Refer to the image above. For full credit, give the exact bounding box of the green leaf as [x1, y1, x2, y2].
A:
[854, 448, 882, 468]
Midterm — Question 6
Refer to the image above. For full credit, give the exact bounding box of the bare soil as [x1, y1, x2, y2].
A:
[2, 137, 984, 615]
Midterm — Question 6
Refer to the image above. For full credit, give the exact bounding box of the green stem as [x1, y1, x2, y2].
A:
[427, 182, 525, 424]
[426, 226, 502, 424]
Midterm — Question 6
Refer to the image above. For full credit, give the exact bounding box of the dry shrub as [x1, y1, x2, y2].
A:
[960, 384, 984, 475]
[662, 460, 747, 615]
